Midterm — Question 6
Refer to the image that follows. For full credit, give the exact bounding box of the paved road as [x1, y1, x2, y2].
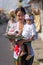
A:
[0, 23, 15, 65]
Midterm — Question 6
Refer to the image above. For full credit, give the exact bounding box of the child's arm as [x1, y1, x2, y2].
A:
[4, 24, 9, 36]
[28, 35, 34, 41]
[6, 22, 10, 33]
[21, 35, 34, 43]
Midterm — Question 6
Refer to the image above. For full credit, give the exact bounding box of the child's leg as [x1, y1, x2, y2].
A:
[10, 42, 14, 51]
[27, 46, 31, 55]
[9, 39, 14, 51]
[20, 43, 28, 57]
[25, 46, 32, 60]
[20, 44, 26, 56]
[20, 44, 28, 61]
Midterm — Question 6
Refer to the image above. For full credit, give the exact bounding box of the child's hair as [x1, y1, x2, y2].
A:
[10, 15, 15, 18]
[15, 6, 26, 15]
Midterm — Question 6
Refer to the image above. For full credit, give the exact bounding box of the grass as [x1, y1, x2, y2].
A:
[33, 61, 40, 65]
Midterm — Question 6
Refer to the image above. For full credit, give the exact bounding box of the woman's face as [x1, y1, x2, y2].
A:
[16, 11, 25, 22]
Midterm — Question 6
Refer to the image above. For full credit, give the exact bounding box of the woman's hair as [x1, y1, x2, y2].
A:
[15, 6, 26, 15]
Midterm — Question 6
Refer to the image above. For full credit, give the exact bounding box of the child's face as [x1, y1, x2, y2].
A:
[16, 11, 25, 22]
[10, 16, 15, 21]
[26, 19, 32, 24]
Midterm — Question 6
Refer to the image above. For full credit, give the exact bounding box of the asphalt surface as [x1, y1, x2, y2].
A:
[0, 23, 15, 65]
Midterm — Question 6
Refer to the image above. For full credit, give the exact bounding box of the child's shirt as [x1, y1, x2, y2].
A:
[22, 23, 36, 40]
[6, 20, 17, 35]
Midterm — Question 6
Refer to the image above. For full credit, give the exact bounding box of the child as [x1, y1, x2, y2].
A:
[6, 10, 17, 51]
[6, 14, 16, 34]
[21, 14, 36, 60]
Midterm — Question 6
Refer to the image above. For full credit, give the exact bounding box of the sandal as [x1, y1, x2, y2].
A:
[25, 55, 32, 60]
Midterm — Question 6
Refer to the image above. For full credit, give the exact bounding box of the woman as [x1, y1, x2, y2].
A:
[15, 6, 34, 65]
